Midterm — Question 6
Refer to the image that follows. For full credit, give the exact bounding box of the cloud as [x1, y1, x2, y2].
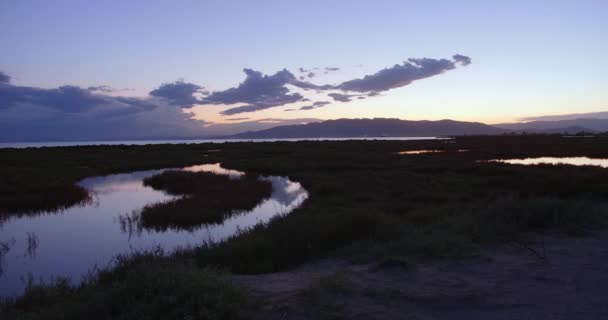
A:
[299, 101, 330, 110]
[207, 55, 470, 115]
[453, 54, 472, 66]
[225, 117, 250, 121]
[0, 70, 214, 141]
[149, 80, 207, 108]
[0, 54, 471, 139]
[328, 93, 358, 102]
[0, 72, 10, 84]
[0, 83, 108, 112]
[88, 85, 134, 93]
[201, 69, 305, 115]
[519, 111, 608, 122]
[88, 85, 115, 93]
[334, 55, 470, 93]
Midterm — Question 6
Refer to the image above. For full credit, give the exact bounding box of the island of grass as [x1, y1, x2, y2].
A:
[140, 170, 273, 230]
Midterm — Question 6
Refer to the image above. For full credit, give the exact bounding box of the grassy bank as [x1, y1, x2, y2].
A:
[0, 144, 229, 217]
[2, 135, 608, 318]
[1, 251, 251, 320]
[140, 171, 273, 230]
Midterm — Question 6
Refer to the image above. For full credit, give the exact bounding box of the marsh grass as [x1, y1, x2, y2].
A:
[140, 170, 273, 230]
[0, 144, 226, 217]
[3, 136, 608, 316]
[0, 182, 89, 219]
[0, 251, 251, 320]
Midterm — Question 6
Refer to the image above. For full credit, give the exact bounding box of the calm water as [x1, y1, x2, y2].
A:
[490, 157, 608, 168]
[0, 163, 308, 297]
[0, 137, 444, 149]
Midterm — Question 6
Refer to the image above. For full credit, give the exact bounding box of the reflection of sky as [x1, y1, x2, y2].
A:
[182, 163, 244, 177]
[0, 163, 307, 298]
[491, 157, 608, 168]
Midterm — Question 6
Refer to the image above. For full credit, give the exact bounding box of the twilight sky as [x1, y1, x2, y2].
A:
[1, 0, 607, 140]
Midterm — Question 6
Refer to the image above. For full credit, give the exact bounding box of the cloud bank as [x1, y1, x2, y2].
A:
[0, 73, 317, 141]
[196, 54, 471, 115]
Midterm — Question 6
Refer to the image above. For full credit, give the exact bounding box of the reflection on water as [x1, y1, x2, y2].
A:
[397, 149, 469, 155]
[0, 163, 308, 297]
[490, 157, 608, 168]
[182, 163, 245, 177]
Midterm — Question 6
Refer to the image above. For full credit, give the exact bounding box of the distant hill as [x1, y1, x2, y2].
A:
[221, 118, 505, 139]
[496, 118, 608, 133]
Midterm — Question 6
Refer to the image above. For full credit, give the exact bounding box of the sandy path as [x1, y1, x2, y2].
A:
[236, 232, 608, 319]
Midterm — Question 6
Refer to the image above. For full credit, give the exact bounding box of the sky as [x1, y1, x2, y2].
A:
[1, 0, 607, 141]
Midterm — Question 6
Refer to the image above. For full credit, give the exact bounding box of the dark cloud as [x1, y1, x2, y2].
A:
[0, 54, 471, 139]
[328, 93, 358, 102]
[88, 85, 115, 93]
[334, 56, 469, 93]
[0, 71, 327, 141]
[0, 72, 10, 84]
[88, 85, 134, 93]
[0, 83, 107, 112]
[299, 101, 330, 110]
[453, 54, 472, 66]
[307, 72, 316, 78]
[149, 81, 207, 108]
[0, 75, 162, 115]
[289, 55, 471, 100]
[225, 117, 250, 121]
[0, 70, 212, 141]
[284, 108, 296, 112]
[113, 97, 158, 111]
[289, 79, 334, 91]
[201, 69, 305, 115]
[219, 94, 303, 115]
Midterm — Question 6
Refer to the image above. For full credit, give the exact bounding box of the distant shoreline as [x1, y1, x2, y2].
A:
[0, 137, 445, 149]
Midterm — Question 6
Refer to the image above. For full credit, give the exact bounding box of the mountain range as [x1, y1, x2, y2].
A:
[221, 117, 608, 139]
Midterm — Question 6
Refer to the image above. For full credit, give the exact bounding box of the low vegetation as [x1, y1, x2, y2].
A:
[2, 135, 608, 317]
[0, 251, 251, 320]
[140, 171, 273, 230]
[0, 144, 222, 217]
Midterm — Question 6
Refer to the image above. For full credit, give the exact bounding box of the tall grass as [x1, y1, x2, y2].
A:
[1, 251, 251, 320]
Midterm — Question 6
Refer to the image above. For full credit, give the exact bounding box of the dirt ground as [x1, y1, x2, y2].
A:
[237, 232, 608, 319]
